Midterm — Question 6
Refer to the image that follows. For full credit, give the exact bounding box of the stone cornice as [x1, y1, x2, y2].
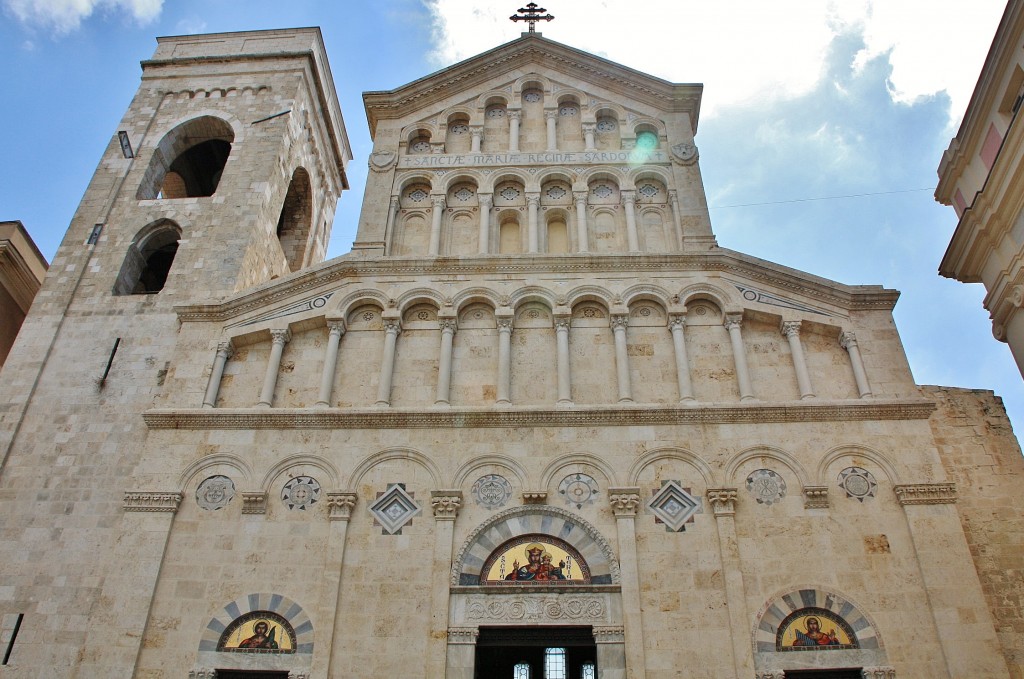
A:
[363, 35, 702, 136]
[143, 399, 935, 431]
[173, 249, 898, 324]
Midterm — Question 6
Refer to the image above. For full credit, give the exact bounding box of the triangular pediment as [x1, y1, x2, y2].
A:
[363, 33, 702, 136]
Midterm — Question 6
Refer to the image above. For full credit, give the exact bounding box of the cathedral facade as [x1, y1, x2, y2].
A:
[0, 26, 1022, 679]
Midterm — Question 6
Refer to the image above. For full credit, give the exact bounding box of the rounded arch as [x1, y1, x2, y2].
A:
[402, 123, 438, 144]
[508, 285, 557, 310]
[628, 165, 673, 186]
[725, 445, 811, 488]
[621, 284, 672, 309]
[452, 287, 501, 313]
[259, 454, 341, 493]
[396, 172, 436, 193]
[678, 282, 739, 312]
[440, 170, 485, 193]
[396, 288, 445, 315]
[137, 115, 236, 200]
[484, 169, 532, 193]
[198, 593, 314, 655]
[581, 166, 626, 186]
[178, 453, 254, 491]
[815, 444, 901, 486]
[536, 168, 577, 187]
[347, 447, 442, 489]
[515, 74, 553, 96]
[476, 90, 512, 110]
[540, 452, 620, 490]
[452, 454, 530, 489]
[444, 106, 476, 124]
[334, 289, 391, 318]
[592, 104, 625, 122]
[113, 219, 183, 295]
[629, 116, 667, 136]
[451, 505, 620, 586]
[753, 586, 888, 672]
[276, 167, 313, 272]
[628, 447, 717, 487]
[564, 285, 614, 309]
[555, 88, 588, 108]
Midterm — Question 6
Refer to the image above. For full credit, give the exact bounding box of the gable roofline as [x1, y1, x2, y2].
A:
[363, 33, 703, 138]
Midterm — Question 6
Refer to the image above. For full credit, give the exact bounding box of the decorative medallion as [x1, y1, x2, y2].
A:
[281, 475, 321, 511]
[591, 184, 613, 199]
[471, 474, 512, 510]
[407, 188, 428, 203]
[596, 119, 616, 132]
[196, 475, 235, 511]
[368, 151, 397, 173]
[369, 483, 421, 535]
[454, 187, 474, 201]
[838, 467, 877, 502]
[745, 469, 787, 505]
[523, 91, 542, 103]
[558, 473, 599, 509]
[670, 141, 698, 165]
[499, 186, 521, 201]
[559, 105, 578, 116]
[411, 140, 431, 153]
[638, 183, 660, 198]
[545, 186, 567, 200]
[486, 107, 506, 118]
[449, 123, 469, 135]
[648, 480, 701, 532]
[636, 131, 658, 149]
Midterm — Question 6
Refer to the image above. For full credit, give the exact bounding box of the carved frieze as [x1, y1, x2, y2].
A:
[894, 483, 957, 505]
[464, 594, 606, 623]
[447, 627, 480, 645]
[123, 491, 182, 513]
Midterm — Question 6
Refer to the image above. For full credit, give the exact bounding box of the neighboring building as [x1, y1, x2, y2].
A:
[936, 0, 1024, 376]
[0, 25, 1022, 679]
[0, 221, 47, 367]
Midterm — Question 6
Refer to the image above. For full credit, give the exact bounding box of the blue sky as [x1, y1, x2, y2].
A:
[1, 0, 1021, 431]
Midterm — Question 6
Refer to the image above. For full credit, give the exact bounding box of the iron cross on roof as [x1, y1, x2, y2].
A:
[510, 3, 554, 32]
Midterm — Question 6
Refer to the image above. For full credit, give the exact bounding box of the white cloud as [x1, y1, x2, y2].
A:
[4, 0, 162, 34]
[423, 0, 1007, 122]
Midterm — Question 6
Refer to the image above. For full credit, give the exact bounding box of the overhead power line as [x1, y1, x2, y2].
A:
[709, 187, 936, 210]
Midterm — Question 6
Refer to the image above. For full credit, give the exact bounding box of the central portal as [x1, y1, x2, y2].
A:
[475, 626, 597, 679]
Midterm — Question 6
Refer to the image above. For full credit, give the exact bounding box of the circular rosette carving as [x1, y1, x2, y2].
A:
[506, 601, 527, 619]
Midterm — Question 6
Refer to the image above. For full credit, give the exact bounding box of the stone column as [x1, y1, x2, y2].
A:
[668, 189, 684, 251]
[554, 313, 573, 405]
[477, 193, 492, 254]
[385, 194, 400, 252]
[428, 491, 463, 679]
[611, 314, 633, 403]
[707, 489, 754, 679]
[839, 331, 873, 398]
[202, 340, 233, 408]
[593, 627, 626, 679]
[435, 318, 457, 406]
[545, 109, 558, 150]
[622, 190, 640, 252]
[724, 314, 755, 401]
[527, 193, 540, 253]
[583, 122, 597, 151]
[495, 311, 513, 405]
[257, 329, 290, 407]
[781, 321, 815, 399]
[323, 493, 357, 679]
[446, 628, 478, 679]
[315, 319, 346, 408]
[895, 483, 1008, 678]
[574, 191, 589, 252]
[508, 110, 521, 152]
[668, 314, 695, 403]
[429, 195, 446, 256]
[608, 489, 647, 679]
[375, 318, 401, 406]
[470, 125, 482, 153]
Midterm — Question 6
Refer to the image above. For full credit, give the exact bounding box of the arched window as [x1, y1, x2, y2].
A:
[137, 116, 234, 199]
[113, 221, 182, 295]
[276, 167, 312, 272]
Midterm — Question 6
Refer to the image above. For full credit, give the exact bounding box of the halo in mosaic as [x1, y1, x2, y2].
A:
[196, 475, 235, 511]
[745, 468, 787, 505]
[558, 473, 599, 509]
[648, 480, 701, 532]
[281, 475, 321, 511]
[838, 467, 877, 502]
[369, 483, 421, 535]
[471, 474, 512, 510]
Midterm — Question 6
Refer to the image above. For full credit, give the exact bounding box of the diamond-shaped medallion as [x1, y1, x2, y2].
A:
[649, 480, 701, 532]
[369, 483, 421, 535]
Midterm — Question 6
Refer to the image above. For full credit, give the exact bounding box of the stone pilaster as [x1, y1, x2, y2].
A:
[323, 492, 357, 679]
[527, 192, 540, 252]
[608, 488, 646, 679]
[495, 311, 513, 405]
[707, 488, 753, 678]
[544, 109, 558, 150]
[508, 110, 521, 152]
[668, 189, 684, 251]
[594, 626, 626, 679]
[429, 491, 463, 678]
[446, 627, 479, 679]
[554, 313, 573, 405]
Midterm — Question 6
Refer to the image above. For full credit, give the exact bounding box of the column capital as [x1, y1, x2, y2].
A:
[438, 318, 458, 333]
[326, 318, 346, 334]
[448, 627, 480, 645]
[507, 109, 522, 121]
[839, 330, 857, 349]
[803, 486, 829, 509]
[496, 316, 514, 332]
[573, 190, 588, 202]
[554, 316, 571, 331]
[582, 122, 597, 133]
[610, 314, 629, 331]
[526, 192, 541, 206]
[592, 626, 625, 644]
[478, 192, 493, 208]
[123, 491, 183, 513]
[431, 490, 463, 520]
[270, 328, 291, 345]
[608, 487, 642, 516]
[241, 491, 267, 515]
[388, 194, 400, 208]
[544, 108, 559, 121]
[894, 483, 957, 505]
[668, 188, 680, 202]
[470, 125, 483, 137]
[723, 313, 743, 331]
[215, 340, 234, 358]
[383, 319, 402, 335]
[620, 189, 636, 204]
[780, 320, 802, 338]
[668, 313, 687, 331]
[431, 194, 446, 208]
[706, 488, 738, 516]
[326, 492, 357, 520]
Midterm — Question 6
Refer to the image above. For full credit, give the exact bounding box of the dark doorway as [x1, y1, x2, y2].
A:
[476, 626, 597, 679]
[216, 671, 290, 679]
[784, 670, 863, 679]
